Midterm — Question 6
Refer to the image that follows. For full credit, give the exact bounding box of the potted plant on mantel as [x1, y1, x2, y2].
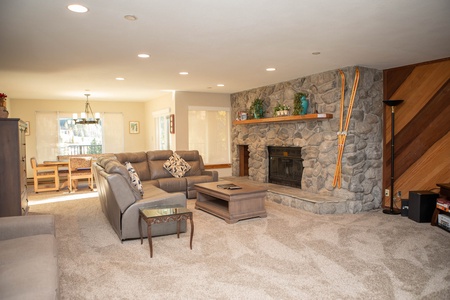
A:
[0, 93, 8, 118]
[250, 98, 264, 119]
[273, 102, 290, 117]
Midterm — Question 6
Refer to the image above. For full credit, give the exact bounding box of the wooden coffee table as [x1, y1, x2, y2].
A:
[194, 181, 267, 224]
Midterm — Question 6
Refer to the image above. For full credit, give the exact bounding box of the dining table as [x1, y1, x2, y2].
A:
[43, 160, 70, 189]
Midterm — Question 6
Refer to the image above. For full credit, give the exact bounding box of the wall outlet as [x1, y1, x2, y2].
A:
[385, 189, 390, 197]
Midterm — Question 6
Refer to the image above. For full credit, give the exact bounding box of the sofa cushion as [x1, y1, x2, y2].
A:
[147, 150, 174, 180]
[97, 156, 117, 168]
[125, 162, 144, 197]
[115, 152, 151, 181]
[163, 153, 191, 178]
[158, 177, 187, 194]
[105, 159, 142, 200]
[0, 234, 59, 300]
[176, 150, 202, 176]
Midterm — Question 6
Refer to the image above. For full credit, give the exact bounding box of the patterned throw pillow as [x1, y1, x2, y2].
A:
[163, 153, 191, 178]
[125, 162, 144, 197]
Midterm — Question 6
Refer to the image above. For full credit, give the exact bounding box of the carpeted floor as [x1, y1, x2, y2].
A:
[28, 189, 450, 300]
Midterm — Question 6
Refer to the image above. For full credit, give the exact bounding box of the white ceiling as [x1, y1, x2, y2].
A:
[1, 0, 449, 102]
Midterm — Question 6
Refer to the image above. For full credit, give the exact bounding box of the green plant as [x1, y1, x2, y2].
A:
[250, 98, 264, 119]
[273, 102, 283, 116]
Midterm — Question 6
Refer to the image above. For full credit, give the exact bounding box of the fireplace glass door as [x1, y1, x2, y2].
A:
[268, 146, 303, 188]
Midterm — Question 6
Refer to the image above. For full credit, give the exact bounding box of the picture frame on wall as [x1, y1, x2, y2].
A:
[129, 121, 140, 134]
[25, 121, 30, 136]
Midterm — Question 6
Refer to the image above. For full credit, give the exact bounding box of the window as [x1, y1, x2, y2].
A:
[188, 107, 230, 164]
[58, 115, 102, 155]
[36, 111, 124, 162]
[153, 109, 171, 150]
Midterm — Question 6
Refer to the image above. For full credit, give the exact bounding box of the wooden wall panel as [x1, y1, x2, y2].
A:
[383, 58, 450, 208]
[395, 132, 450, 196]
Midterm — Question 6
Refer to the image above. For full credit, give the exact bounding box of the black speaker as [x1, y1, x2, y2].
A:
[401, 199, 409, 217]
[408, 191, 439, 223]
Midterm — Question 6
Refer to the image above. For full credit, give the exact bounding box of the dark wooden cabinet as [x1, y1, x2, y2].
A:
[0, 118, 28, 217]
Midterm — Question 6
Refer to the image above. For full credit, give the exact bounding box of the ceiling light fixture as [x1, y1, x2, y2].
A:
[124, 15, 138, 21]
[266, 68, 276, 71]
[179, 72, 189, 75]
[138, 54, 150, 58]
[115, 77, 125, 81]
[217, 84, 225, 87]
[67, 4, 88, 13]
[73, 93, 100, 124]
[312, 52, 321, 55]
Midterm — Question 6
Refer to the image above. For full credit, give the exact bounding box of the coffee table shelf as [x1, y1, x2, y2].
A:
[194, 181, 267, 224]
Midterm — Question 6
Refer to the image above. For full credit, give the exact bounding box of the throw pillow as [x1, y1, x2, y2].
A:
[163, 153, 191, 178]
[125, 161, 144, 197]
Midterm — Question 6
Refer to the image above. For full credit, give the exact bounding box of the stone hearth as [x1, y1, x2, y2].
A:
[231, 66, 383, 214]
[223, 176, 350, 214]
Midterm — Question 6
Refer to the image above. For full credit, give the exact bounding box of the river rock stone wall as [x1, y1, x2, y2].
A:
[231, 66, 383, 213]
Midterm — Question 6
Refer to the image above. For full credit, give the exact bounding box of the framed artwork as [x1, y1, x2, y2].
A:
[25, 121, 30, 136]
[129, 121, 140, 134]
[170, 114, 175, 134]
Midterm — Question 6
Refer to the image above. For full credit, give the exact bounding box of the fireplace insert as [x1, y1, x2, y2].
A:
[268, 146, 303, 188]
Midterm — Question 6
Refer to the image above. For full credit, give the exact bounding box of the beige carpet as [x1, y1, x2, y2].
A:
[28, 189, 450, 300]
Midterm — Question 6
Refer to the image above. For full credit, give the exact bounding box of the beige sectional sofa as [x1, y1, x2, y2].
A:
[93, 150, 218, 241]
[0, 215, 59, 300]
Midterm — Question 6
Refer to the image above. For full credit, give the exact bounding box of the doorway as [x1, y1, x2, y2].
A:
[238, 145, 249, 176]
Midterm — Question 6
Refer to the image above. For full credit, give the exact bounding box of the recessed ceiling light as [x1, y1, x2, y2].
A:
[68, 4, 88, 13]
[217, 84, 225, 87]
[266, 68, 276, 71]
[115, 77, 125, 81]
[179, 72, 189, 75]
[137, 54, 150, 58]
[124, 15, 138, 21]
[312, 52, 321, 55]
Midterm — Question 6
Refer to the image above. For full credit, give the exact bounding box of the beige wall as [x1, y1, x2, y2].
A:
[10, 98, 147, 177]
[174, 91, 231, 150]
[144, 92, 176, 150]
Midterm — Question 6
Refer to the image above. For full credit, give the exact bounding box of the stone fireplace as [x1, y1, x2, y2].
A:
[231, 66, 384, 213]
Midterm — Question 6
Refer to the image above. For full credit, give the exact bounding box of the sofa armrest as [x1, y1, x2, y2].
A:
[0, 215, 55, 241]
[201, 170, 218, 181]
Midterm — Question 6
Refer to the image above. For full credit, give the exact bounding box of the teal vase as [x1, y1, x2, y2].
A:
[253, 104, 264, 119]
[300, 96, 309, 115]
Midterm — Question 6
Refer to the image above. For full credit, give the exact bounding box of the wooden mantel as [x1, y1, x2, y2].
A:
[232, 113, 333, 125]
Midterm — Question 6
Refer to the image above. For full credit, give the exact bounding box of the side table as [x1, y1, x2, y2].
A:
[139, 207, 194, 258]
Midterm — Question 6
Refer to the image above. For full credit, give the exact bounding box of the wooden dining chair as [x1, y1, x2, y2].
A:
[68, 157, 94, 192]
[30, 157, 60, 193]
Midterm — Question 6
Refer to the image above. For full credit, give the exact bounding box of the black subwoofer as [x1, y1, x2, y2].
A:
[408, 191, 439, 223]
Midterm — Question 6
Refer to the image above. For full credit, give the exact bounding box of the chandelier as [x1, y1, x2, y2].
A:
[73, 93, 100, 124]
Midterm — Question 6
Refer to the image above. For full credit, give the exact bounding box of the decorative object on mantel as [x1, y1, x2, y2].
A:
[382, 99, 404, 215]
[301, 96, 309, 115]
[236, 111, 248, 121]
[333, 67, 360, 188]
[293, 92, 308, 115]
[273, 103, 290, 117]
[0, 93, 9, 118]
[249, 98, 264, 119]
[73, 93, 100, 124]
